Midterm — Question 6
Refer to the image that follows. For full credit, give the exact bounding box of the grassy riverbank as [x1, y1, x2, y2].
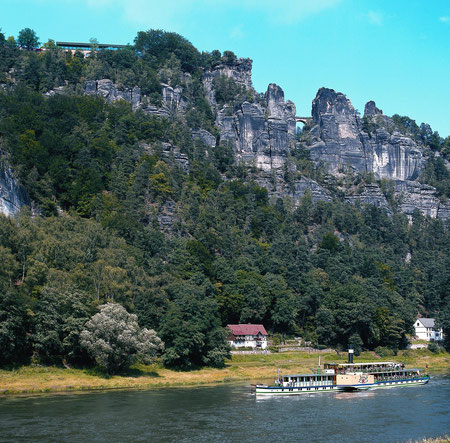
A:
[0, 349, 448, 395]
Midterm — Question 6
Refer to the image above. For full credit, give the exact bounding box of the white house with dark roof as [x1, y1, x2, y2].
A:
[414, 318, 443, 341]
[227, 324, 268, 349]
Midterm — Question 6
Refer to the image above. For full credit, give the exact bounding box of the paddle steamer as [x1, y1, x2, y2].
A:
[255, 348, 430, 395]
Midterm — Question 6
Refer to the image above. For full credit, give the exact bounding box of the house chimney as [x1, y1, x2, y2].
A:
[348, 345, 354, 364]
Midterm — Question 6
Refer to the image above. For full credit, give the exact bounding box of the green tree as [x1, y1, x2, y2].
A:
[134, 29, 201, 73]
[319, 232, 340, 253]
[5, 36, 17, 48]
[32, 285, 93, 365]
[159, 282, 230, 368]
[437, 302, 450, 351]
[17, 27, 40, 50]
[80, 303, 164, 374]
[0, 291, 30, 366]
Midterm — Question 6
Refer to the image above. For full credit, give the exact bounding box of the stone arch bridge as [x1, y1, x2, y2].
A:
[295, 116, 313, 125]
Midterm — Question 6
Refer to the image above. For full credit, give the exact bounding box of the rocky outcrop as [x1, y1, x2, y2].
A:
[437, 201, 450, 219]
[160, 84, 187, 115]
[364, 100, 382, 117]
[308, 88, 423, 181]
[84, 79, 142, 110]
[192, 129, 216, 148]
[215, 83, 296, 171]
[84, 79, 187, 116]
[394, 181, 440, 218]
[362, 130, 422, 181]
[266, 84, 297, 168]
[156, 200, 180, 234]
[142, 142, 190, 173]
[344, 183, 391, 212]
[309, 88, 367, 174]
[203, 58, 253, 107]
[288, 177, 332, 204]
[255, 171, 331, 205]
[0, 161, 30, 217]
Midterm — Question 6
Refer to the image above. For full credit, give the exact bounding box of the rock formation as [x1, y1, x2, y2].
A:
[308, 88, 423, 182]
[192, 129, 216, 148]
[0, 160, 30, 217]
[344, 183, 391, 212]
[85, 79, 142, 111]
[202, 58, 253, 107]
[394, 181, 441, 218]
[84, 79, 187, 117]
[214, 83, 296, 171]
[78, 61, 448, 221]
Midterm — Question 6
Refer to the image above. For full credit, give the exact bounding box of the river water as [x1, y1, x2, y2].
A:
[0, 376, 449, 442]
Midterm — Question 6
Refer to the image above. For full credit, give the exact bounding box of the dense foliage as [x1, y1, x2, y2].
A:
[0, 28, 449, 372]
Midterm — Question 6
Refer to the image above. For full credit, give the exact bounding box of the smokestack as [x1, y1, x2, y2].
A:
[348, 345, 354, 364]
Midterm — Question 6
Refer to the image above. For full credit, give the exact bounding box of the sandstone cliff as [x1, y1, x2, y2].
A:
[309, 88, 422, 181]
[78, 60, 448, 221]
[0, 159, 30, 217]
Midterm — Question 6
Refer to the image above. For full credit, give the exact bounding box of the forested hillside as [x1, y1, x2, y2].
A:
[0, 28, 449, 370]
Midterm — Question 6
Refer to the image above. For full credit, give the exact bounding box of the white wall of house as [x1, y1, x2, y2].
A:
[229, 334, 268, 349]
[414, 320, 443, 341]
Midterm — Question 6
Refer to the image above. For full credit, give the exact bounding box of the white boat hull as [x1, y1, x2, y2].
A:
[255, 377, 430, 395]
[360, 377, 430, 390]
[255, 385, 341, 395]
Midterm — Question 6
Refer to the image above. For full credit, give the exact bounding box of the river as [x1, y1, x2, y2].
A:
[0, 375, 449, 442]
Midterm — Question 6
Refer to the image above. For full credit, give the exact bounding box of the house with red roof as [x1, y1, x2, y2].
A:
[227, 324, 268, 349]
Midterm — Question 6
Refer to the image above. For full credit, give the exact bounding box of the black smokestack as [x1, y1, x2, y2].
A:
[348, 345, 354, 364]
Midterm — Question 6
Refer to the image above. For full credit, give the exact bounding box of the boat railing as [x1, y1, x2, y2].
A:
[283, 380, 334, 388]
[375, 374, 424, 382]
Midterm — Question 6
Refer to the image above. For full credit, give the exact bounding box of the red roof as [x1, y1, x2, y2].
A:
[227, 324, 268, 336]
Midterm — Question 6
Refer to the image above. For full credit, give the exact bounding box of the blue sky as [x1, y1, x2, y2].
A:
[2, 0, 450, 136]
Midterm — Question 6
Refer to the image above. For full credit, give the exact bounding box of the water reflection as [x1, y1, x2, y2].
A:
[335, 391, 375, 400]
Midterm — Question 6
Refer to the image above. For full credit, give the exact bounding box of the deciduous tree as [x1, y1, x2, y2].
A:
[80, 303, 163, 374]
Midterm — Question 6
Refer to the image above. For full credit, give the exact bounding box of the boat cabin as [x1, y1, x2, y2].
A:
[324, 362, 404, 374]
[279, 373, 335, 388]
[371, 368, 422, 382]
